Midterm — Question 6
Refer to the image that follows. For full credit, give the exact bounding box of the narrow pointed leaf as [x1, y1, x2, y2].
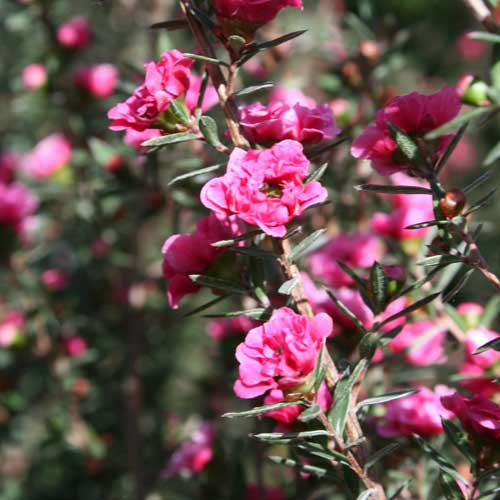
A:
[142, 132, 199, 148]
[289, 229, 327, 262]
[480, 295, 500, 327]
[325, 288, 368, 334]
[439, 471, 466, 500]
[468, 31, 500, 43]
[425, 108, 492, 140]
[189, 275, 248, 295]
[463, 170, 494, 194]
[388, 122, 424, 166]
[204, 308, 271, 320]
[369, 262, 388, 314]
[435, 123, 468, 175]
[223, 401, 304, 419]
[298, 404, 321, 422]
[211, 229, 263, 248]
[234, 82, 274, 97]
[278, 277, 299, 295]
[149, 19, 188, 31]
[473, 336, 500, 355]
[182, 294, 229, 317]
[484, 141, 500, 166]
[441, 418, 475, 463]
[268, 456, 335, 479]
[184, 53, 229, 66]
[355, 184, 432, 195]
[199, 115, 223, 147]
[167, 163, 224, 186]
[252, 430, 330, 443]
[365, 443, 400, 470]
[306, 163, 329, 183]
[357, 389, 418, 410]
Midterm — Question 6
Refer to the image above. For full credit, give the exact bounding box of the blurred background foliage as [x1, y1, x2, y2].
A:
[0, 0, 499, 499]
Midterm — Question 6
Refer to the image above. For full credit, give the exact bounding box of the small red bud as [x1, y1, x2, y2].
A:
[105, 154, 124, 173]
[439, 189, 466, 218]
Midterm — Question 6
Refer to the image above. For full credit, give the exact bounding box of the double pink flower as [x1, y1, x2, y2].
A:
[213, 0, 303, 25]
[201, 140, 327, 237]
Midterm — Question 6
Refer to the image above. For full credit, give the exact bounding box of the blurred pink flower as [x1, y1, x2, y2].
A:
[0, 311, 25, 347]
[269, 87, 316, 107]
[308, 232, 384, 288]
[201, 140, 327, 237]
[213, 0, 303, 25]
[57, 16, 92, 50]
[441, 392, 500, 440]
[0, 152, 20, 184]
[63, 336, 87, 358]
[123, 129, 162, 152]
[351, 87, 461, 175]
[456, 31, 486, 60]
[23, 133, 72, 180]
[234, 307, 332, 399]
[206, 316, 255, 341]
[185, 75, 219, 113]
[22, 63, 47, 90]
[388, 320, 447, 366]
[164, 422, 215, 478]
[377, 385, 454, 437]
[162, 214, 245, 308]
[75, 64, 118, 98]
[41, 269, 69, 292]
[371, 173, 434, 240]
[0, 182, 38, 234]
[448, 137, 478, 173]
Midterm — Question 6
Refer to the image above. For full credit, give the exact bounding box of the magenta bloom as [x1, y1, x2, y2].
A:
[108, 50, 193, 132]
[234, 307, 333, 399]
[164, 422, 215, 478]
[75, 64, 118, 98]
[351, 87, 461, 175]
[0, 182, 38, 234]
[201, 140, 327, 237]
[460, 327, 500, 397]
[263, 382, 332, 425]
[123, 129, 162, 153]
[63, 336, 88, 358]
[23, 133, 72, 180]
[441, 392, 500, 440]
[57, 16, 92, 50]
[388, 320, 446, 366]
[0, 152, 20, 184]
[0, 311, 25, 347]
[22, 63, 47, 90]
[213, 0, 303, 25]
[162, 214, 245, 308]
[377, 385, 454, 437]
[308, 232, 384, 288]
[456, 31, 486, 60]
[239, 99, 340, 145]
[41, 269, 69, 292]
[371, 174, 434, 241]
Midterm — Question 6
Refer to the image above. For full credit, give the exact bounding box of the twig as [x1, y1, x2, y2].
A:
[462, 0, 500, 33]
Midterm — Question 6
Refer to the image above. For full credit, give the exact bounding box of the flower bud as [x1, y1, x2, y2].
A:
[456, 74, 490, 107]
[439, 189, 466, 219]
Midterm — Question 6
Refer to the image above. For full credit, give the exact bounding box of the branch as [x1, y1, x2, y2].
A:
[462, 0, 500, 32]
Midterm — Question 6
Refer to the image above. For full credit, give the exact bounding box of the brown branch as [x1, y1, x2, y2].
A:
[463, 230, 500, 290]
[462, 0, 500, 33]
[179, 0, 249, 149]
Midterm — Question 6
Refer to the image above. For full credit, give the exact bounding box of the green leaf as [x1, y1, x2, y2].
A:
[149, 19, 188, 31]
[313, 341, 327, 392]
[441, 418, 475, 463]
[189, 275, 248, 295]
[233, 82, 274, 97]
[268, 456, 335, 479]
[211, 229, 263, 248]
[463, 170, 494, 195]
[464, 188, 497, 216]
[298, 404, 321, 422]
[425, 108, 492, 140]
[306, 163, 329, 183]
[296, 442, 350, 466]
[469, 31, 500, 44]
[278, 277, 299, 295]
[182, 294, 229, 317]
[377, 292, 441, 330]
[142, 132, 199, 148]
[336, 261, 370, 294]
[204, 308, 271, 320]
[416, 255, 463, 267]
[356, 389, 418, 410]
[329, 360, 367, 436]
[365, 443, 400, 470]
[289, 229, 327, 262]
[388, 480, 412, 500]
[199, 115, 223, 147]
[184, 53, 229, 67]
[435, 122, 468, 175]
[355, 184, 432, 195]
[387, 122, 424, 167]
[443, 304, 468, 333]
[406, 220, 445, 230]
[442, 268, 474, 303]
[475, 487, 500, 500]
[325, 288, 368, 334]
[252, 430, 330, 443]
[439, 471, 465, 500]
[369, 262, 388, 314]
[167, 163, 224, 186]
[484, 141, 500, 166]
[480, 295, 500, 327]
[223, 401, 304, 419]
[413, 434, 466, 483]
[473, 336, 500, 355]
[231, 247, 277, 259]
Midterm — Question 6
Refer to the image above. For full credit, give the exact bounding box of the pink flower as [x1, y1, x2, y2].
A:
[0, 182, 38, 233]
[263, 382, 332, 425]
[206, 316, 255, 341]
[123, 129, 162, 152]
[0, 311, 25, 347]
[22, 133, 72, 180]
[377, 385, 454, 437]
[41, 269, 69, 292]
[57, 16, 92, 50]
[239, 99, 340, 145]
[351, 87, 461, 176]
[233, 307, 333, 399]
[75, 64, 118, 98]
[63, 336, 87, 358]
[201, 140, 327, 237]
[269, 87, 316, 107]
[22, 63, 47, 90]
[108, 50, 193, 132]
[456, 31, 486, 60]
[371, 174, 434, 240]
[441, 392, 500, 440]
[388, 320, 447, 366]
[448, 137, 478, 174]
[308, 232, 384, 288]
[0, 152, 20, 184]
[185, 75, 219, 113]
[162, 214, 245, 308]
[460, 327, 500, 397]
[164, 422, 215, 477]
[213, 0, 303, 25]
